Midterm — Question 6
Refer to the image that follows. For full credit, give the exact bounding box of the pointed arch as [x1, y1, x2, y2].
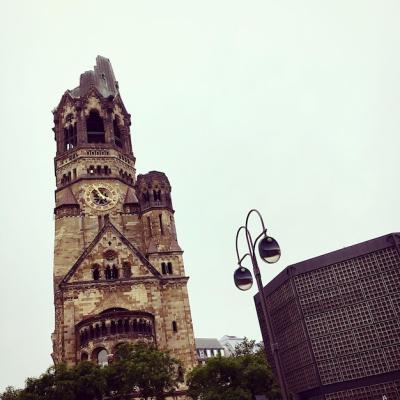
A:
[86, 109, 105, 143]
[113, 115, 123, 148]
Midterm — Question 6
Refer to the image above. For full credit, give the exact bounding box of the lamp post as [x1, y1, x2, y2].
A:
[234, 209, 288, 400]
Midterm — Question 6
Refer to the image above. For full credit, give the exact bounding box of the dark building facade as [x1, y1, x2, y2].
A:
[255, 233, 400, 400]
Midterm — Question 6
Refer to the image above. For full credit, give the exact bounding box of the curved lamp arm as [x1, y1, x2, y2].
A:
[235, 226, 254, 261]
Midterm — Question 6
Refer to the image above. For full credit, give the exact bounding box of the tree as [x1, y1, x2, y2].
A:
[105, 342, 184, 400]
[231, 338, 263, 357]
[187, 338, 281, 400]
[0, 387, 21, 400]
[3, 362, 106, 400]
[1, 343, 183, 400]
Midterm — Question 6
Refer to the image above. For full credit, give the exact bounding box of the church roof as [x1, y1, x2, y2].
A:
[124, 187, 139, 204]
[69, 55, 119, 98]
[57, 187, 79, 206]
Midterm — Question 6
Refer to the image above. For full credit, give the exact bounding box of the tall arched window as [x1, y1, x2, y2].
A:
[110, 320, 117, 334]
[111, 265, 119, 279]
[92, 265, 100, 280]
[105, 266, 112, 280]
[133, 319, 138, 332]
[167, 262, 173, 275]
[97, 348, 108, 366]
[161, 262, 166, 274]
[123, 262, 131, 278]
[101, 322, 108, 336]
[86, 110, 105, 143]
[64, 114, 77, 151]
[113, 116, 123, 148]
[95, 324, 101, 338]
[117, 319, 123, 333]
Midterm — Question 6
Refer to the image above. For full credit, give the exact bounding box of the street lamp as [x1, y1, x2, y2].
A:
[234, 209, 288, 400]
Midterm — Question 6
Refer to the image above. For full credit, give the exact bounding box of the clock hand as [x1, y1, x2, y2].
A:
[93, 187, 106, 199]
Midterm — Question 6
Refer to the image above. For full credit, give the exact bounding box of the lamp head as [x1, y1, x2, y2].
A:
[234, 266, 253, 291]
[258, 236, 281, 263]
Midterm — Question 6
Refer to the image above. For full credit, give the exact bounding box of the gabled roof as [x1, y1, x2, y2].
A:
[56, 187, 79, 207]
[60, 221, 161, 286]
[124, 187, 139, 204]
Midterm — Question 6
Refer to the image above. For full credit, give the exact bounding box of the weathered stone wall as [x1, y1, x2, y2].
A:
[53, 178, 197, 373]
[52, 59, 197, 393]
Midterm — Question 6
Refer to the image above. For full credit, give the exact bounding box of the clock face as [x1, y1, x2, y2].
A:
[84, 184, 119, 211]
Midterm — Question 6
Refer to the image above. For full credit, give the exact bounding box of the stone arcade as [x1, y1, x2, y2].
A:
[51, 56, 197, 378]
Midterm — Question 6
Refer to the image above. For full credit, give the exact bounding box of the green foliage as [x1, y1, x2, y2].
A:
[15, 362, 106, 400]
[105, 342, 184, 400]
[231, 337, 263, 357]
[187, 338, 281, 400]
[1, 343, 183, 400]
[0, 387, 21, 400]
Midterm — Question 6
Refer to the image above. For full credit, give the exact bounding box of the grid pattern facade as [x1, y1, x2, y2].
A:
[256, 237, 400, 400]
[296, 247, 400, 388]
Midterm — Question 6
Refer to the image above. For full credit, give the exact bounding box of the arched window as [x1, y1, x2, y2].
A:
[64, 114, 77, 151]
[172, 320, 178, 333]
[92, 265, 100, 280]
[132, 319, 138, 332]
[105, 266, 112, 280]
[117, 319, 123, 333]
[161, 262, 167, 275]
[83, 329, 88, 344]
[111, 265, 119, 279]
[89, 325, 94, 339]
[167, 262, 173, 275]
[145, 321, 151, 334]
[97, 348, 108, 366]
[113, 116, 123, 148]
[153, 190, 161, 201]
[86, 110, 105, 143]
[123, 262, 131, 278]
[95, 324, 101, 338]
[110, 320, 116, 334]
[124, 319, 130, 333]
[101, 322, 108, 336]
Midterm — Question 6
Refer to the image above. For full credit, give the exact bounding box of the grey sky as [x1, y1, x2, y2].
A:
[1, 0, 399, 391]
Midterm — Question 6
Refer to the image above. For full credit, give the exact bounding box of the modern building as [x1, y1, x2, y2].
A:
[255, 233, 400, 400]
[51, 56, 197, 378]
[195, 338, 225, 364]
[219, 335, 246, 356]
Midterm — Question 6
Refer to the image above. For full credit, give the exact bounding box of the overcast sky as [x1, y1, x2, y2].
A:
[1, 0, 400, 391]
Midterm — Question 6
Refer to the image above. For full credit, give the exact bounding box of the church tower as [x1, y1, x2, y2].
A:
[51, 56, 197, 373]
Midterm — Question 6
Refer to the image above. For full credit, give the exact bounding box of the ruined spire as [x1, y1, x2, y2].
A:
[69, 55, 119, 98]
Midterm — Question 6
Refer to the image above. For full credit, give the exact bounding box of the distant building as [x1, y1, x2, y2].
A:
[219, 335, 246, 356]
[195, 338, 225, 364]
[255, 233, 400, 400]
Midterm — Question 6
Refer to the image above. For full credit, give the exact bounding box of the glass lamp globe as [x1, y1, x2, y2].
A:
[234, 266, 253, 291]
[258, 236, 281, 264]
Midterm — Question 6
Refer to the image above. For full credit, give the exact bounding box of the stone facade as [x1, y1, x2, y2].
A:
[51, 56, 197, 379]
